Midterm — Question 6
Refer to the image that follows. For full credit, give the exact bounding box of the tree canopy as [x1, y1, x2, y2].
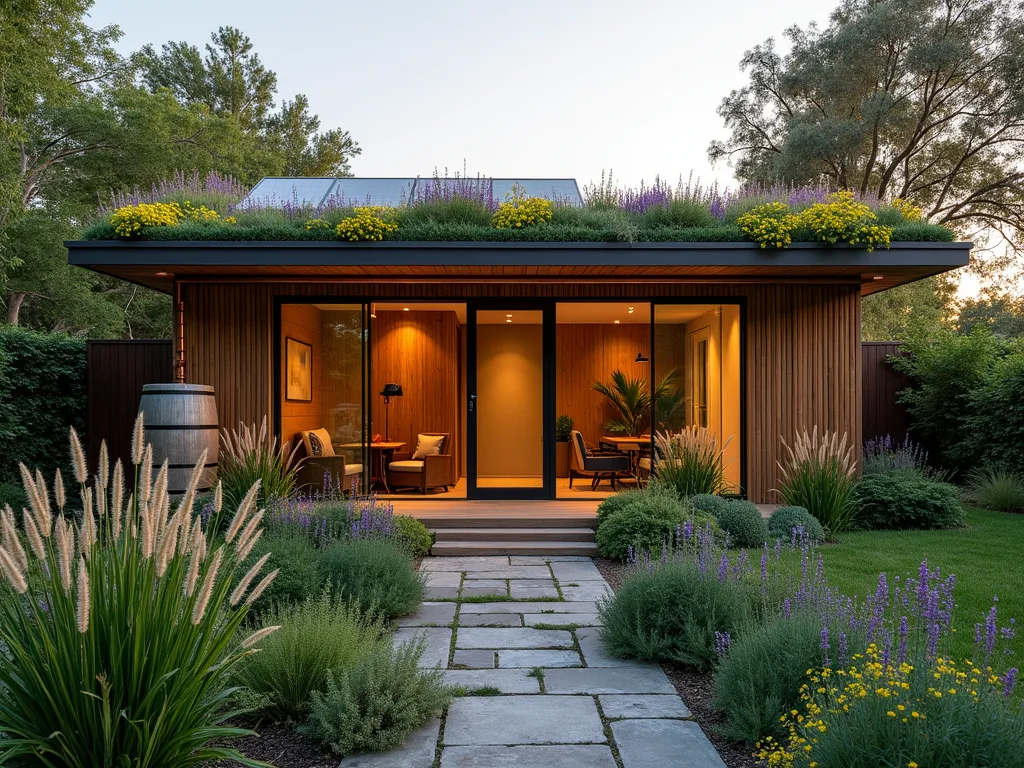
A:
[0, 5, 361, 337]
[709, 0, 1024, 257]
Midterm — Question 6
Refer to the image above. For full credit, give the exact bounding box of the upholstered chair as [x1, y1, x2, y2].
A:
[295, 428, 363, 494]
[569, 430, 631, 490]
[386, 432, 454, 494]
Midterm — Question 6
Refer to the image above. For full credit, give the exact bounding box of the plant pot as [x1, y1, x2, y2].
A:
[556, 441, 570, 478]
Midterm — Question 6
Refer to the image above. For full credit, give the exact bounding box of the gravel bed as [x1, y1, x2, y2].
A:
[594, 557, 759, 768]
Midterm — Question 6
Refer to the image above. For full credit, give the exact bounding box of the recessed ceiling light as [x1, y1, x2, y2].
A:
[506, 318, 512, 323]
[155, 271, 172, 277]
[403, 307, 410, 311]
[614, 320, 621, 324]
[872, 275, 885, 280]
[506, 313, 513, 317]
[628, 306, 634, 313]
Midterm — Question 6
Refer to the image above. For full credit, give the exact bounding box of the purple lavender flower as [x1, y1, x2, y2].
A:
[784, 598, 792, 619]
[717, 553, 729, 583]
[820, 625, 831, 667]
[1004, 668, 1018, 697]
[715, 631, 731, 660]
[760, 544, 769, 583]
[898, 615, 909, 663]
[838, 631, 849, 666]
[683, 520, 693, 541]
[986, 603, 999, 657]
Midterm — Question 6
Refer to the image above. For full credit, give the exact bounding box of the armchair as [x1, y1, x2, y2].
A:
[569, 430, 631, 490]
[386, 432, 454, 494]
[294, 428, 363, 494]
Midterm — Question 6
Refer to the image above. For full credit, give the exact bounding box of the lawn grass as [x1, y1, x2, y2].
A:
[815, 507, 1024, 663]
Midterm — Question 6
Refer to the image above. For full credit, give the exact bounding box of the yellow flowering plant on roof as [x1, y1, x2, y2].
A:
[110, 202, 183, 238]
[736, 191, 894, 251]
[492, 184, 554, 229]
[335, 206, 399, 242]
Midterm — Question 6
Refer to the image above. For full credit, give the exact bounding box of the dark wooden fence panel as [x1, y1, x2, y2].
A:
[862, 341, 912, 444]
[86, 340, 173, 472]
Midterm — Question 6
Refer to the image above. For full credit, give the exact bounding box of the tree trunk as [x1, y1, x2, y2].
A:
[6, 292, 25, 325]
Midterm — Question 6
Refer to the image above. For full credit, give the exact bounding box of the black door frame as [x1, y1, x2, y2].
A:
[466, 299, 556, 500]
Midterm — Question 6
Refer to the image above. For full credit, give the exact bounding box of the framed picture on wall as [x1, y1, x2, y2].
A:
[285, 337, 313, 402]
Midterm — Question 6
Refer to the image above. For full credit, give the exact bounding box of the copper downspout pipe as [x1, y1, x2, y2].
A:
[174, 280, 186, 383]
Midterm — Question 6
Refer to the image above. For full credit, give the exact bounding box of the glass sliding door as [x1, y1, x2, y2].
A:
[467, 303, 553, 499]
[653, 302, 743, 494]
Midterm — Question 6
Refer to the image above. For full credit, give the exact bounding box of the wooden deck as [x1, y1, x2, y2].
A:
[389, 499, 599, 519]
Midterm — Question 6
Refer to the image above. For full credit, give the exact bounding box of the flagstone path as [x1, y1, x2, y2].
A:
[340, 555, 726, 768]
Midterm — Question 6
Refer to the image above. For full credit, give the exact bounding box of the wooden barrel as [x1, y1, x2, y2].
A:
[138, 384, 219, 494]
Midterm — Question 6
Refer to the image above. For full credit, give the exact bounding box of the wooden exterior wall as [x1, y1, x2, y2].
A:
[862, 342, 912, 443]
[179, 281, 862, 502]
[86, 340, 173, 471]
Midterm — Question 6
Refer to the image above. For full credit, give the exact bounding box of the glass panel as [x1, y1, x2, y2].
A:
[281, 303, 368, 494]
[476, 309, 544, 488]
[654, 304, 742, 493]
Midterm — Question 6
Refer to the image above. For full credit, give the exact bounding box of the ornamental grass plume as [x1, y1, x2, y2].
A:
[219, 416, 300, 517]
[0, 413, 277, 767]
[776, 427, 858, 536]
[654, 426, 735, 496]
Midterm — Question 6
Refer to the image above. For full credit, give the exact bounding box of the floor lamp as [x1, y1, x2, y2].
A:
[380, 383, 403, 441]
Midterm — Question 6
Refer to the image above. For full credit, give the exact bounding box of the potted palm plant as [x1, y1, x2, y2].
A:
[593, 369, 681, 436]
[555, 415, 574, 477]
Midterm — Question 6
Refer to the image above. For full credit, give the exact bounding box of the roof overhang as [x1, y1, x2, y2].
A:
[65, 240, 971, 295]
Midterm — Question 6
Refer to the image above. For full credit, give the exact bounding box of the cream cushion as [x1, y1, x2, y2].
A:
[344, 463, 363, 476]
[412, 434, 445, 460]
[300, 428, 335, 457]
[389, 460, 424, 471]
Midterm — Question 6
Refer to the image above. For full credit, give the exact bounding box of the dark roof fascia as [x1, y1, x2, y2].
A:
[66, 240, 971, 270]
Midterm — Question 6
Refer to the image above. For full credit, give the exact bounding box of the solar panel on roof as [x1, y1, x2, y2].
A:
[492, 179, 583, 206]
[324, 179, 416, 207]
[243, 178, 336, 208]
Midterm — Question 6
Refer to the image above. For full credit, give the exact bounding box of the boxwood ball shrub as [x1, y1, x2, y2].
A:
[303, 634, 453, 756]
[598, 559, 752, 669]
[716, 500, 767, 547]
[318, 538, 425, 618]
[687, 493, 730, 520]
[854, 472, 965, 530]
[235, 593, 383, 719]
[595, 488, 643, 529]
[767, 506, 825, 543]
[392, 514, 434, 556]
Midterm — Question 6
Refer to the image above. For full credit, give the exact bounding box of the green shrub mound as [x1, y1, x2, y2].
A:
[687, 493, 730, 520]
[595, 506, 681, 561]
[392, 515, 434, 556]
[597, 561, 751, 669]
[319, 539, 425, 618]
[595, 488, 644, 528]
[303, 635, 453, 756]
[717, 500, 767, 547]
[713, 612, 838, 742]
[854, 472, 965, 530]
[235, 594, 383, 720]
[967, 467, 1024, 513]
[243, 532, 322, 613]
[767, 506, 825, 542]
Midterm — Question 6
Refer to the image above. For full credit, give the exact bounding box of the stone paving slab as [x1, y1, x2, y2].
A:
[549, 561, 606, 581]
[443, 668, 542, 694]
[421, 556, 510, 571]
[599, 694, 692, 719]
[458, 613, 523, 627]
[340, 717, 439, 767]
[460, 586, 509, 598]
[560, 583, 612, 602]
[577, 627, 642, 667]
[452, 649, 496, 668]
[509, 555, 593, 563]
[392, 627, 451, 668]
[441, 744, 617, 767]
[460, 579, 506, 591]
[460, 601, 598, 614]
[498, 649, 582, 668]
[456, 627, 573, 649]
[543, 666, 676, 694]
[509, 583, 559, 599]
[396, 602, 457, 628]
[523, 613, 600, 627]
[424, 587, 460, 600]
[444, 695, 606, 745]
[423, 572, 463, 587]
[463, 566, 553, 579]
[611, 719, 726, 767]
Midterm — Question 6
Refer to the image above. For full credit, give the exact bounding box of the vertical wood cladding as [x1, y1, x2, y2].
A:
[179, 281, 861, 502]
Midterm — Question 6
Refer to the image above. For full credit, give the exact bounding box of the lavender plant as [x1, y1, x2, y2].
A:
[0, 415, 277, 766]
[862, 434, 941, 478]
[99, 170, 249, 216]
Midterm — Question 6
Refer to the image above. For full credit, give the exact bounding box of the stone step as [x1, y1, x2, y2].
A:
[423, 515, 596, 530]
[431, 540, 599, 557]
[433, 527, 596, 542]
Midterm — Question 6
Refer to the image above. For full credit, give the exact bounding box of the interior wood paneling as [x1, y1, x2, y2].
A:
[370, 310, 460, 484]
[178, 281, 862, 502]
[556, 324, 650, 444]
[280, 304, 323, 441]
